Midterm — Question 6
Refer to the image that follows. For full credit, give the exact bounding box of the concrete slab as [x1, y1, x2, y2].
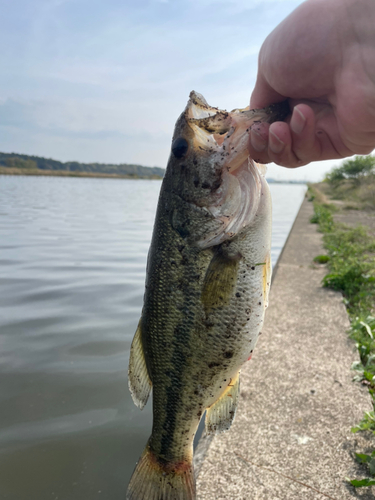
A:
[196, 198, 374, 500]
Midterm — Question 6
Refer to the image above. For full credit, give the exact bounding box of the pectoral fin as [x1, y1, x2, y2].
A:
[201, 249, 240, 313]
[205, 371, 240, 434]
[128, 320, 152, 410]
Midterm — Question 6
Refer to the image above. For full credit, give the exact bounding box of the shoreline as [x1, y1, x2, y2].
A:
[0, 167, 163, 180]
[195, 195, 373, 499]
[0, 168, 307, 185]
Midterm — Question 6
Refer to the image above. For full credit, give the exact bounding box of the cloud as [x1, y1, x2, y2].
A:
[0, 0, 343, 182]
[0, 100, 36, 128]
[0, 98, 171, 166]
[0, 96, 339, 181]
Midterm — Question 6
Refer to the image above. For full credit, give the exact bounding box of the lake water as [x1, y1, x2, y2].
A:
[0, 176, 305, 500]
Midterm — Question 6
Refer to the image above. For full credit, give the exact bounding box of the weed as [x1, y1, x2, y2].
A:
[351, 412, 375, 434]
[309, 184, 375, 488]
[321, 227, 375, 314]
[310, 204, 335, 232]
[313, 255, 330, 264]
[346, 451, 375, 486]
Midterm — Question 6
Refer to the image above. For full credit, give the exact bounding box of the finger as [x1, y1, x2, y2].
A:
[249, 121, 300, 167]
[267, 113, 348, 167]
[248, 102, 351, 166]
[266, 122, 303, 168]
[248, 122, 271, 164]
[251, 104, 348, 167]
[289, 104, 322, 164]
[265, 105, 322, 167]
[289, 101, 355, 161]
[312, 110, 358, 159]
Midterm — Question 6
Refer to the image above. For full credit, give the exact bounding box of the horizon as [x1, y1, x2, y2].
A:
[0, 149, 311, 182]
[0, 0, 368, 182]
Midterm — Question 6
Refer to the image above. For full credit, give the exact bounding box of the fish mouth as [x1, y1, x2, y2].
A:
[183, 91, 288, 248]
[185, 91, 288, 174]
[186, 92, 243, 172]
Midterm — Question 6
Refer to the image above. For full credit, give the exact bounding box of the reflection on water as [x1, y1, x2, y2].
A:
[0, 176, 305, 500]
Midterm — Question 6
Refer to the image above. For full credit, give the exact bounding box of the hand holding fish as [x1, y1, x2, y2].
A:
[249, 0, 375, 168]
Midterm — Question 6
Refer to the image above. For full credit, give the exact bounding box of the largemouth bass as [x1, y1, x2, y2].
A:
[127, 92, 288, 500]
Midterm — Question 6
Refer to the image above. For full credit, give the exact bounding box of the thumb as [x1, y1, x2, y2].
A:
[250, 74, 287, 110]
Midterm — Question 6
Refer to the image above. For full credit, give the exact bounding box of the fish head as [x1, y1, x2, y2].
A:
[166, 91, 226, 207]
[165, 91, 288, 248]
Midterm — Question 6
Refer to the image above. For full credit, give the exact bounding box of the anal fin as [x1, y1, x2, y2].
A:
[205, 371, 240, 434]
[128, 320, 152, 410]
[262, 252, 272, 308]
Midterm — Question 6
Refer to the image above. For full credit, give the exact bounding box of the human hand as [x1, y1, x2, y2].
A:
[248, 0, 375, 167]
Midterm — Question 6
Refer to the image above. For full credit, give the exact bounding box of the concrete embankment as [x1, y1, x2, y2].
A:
[195, 197, 373, 499]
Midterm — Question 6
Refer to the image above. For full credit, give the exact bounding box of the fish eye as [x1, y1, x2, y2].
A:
[171, 137, 189, 159]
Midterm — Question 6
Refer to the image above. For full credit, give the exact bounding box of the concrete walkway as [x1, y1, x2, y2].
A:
[196, 197, 374, 500]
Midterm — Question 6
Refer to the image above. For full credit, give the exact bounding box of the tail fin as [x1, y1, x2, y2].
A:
[126, 445, 196, 500]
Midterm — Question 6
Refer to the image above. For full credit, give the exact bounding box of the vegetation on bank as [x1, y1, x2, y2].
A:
[0, 166, 162, 180]
[320, 155, 375, 210]
[0, 152, 165, 179]
[308, 156, 375, 488]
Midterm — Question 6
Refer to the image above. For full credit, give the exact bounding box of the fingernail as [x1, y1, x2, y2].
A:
[290, 106, 306, 134]
[251, 130, 266, 152]
[269, 130, 284, 154]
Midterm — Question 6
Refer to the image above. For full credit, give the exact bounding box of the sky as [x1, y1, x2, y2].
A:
[0, 0, 351, 181]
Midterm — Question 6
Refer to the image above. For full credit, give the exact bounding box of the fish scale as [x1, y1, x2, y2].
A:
[126, 91, 288, 500]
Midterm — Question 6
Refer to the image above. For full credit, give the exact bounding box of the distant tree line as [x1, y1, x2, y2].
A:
[0, 152, 165, 178]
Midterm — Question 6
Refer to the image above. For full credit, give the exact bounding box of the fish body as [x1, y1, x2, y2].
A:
[127, 92, 288, 500]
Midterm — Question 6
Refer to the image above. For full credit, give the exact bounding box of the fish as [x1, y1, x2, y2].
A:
[126, 91, 289, 500]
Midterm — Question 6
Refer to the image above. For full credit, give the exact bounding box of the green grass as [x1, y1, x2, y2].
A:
[313, 255, 330, 264]
[322, 227, 375, 314]
[309, 203, 336, 232]
[308, 185, 375, 488]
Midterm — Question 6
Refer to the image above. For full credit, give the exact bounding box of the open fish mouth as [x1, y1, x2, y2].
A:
[182, 91, 288, 248]
[186, 91, 289, 174]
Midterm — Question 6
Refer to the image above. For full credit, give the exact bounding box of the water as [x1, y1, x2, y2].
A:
[0, 176, 305, 500]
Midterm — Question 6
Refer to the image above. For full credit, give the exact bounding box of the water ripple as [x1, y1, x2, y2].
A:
[0, 176, 305, 500]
